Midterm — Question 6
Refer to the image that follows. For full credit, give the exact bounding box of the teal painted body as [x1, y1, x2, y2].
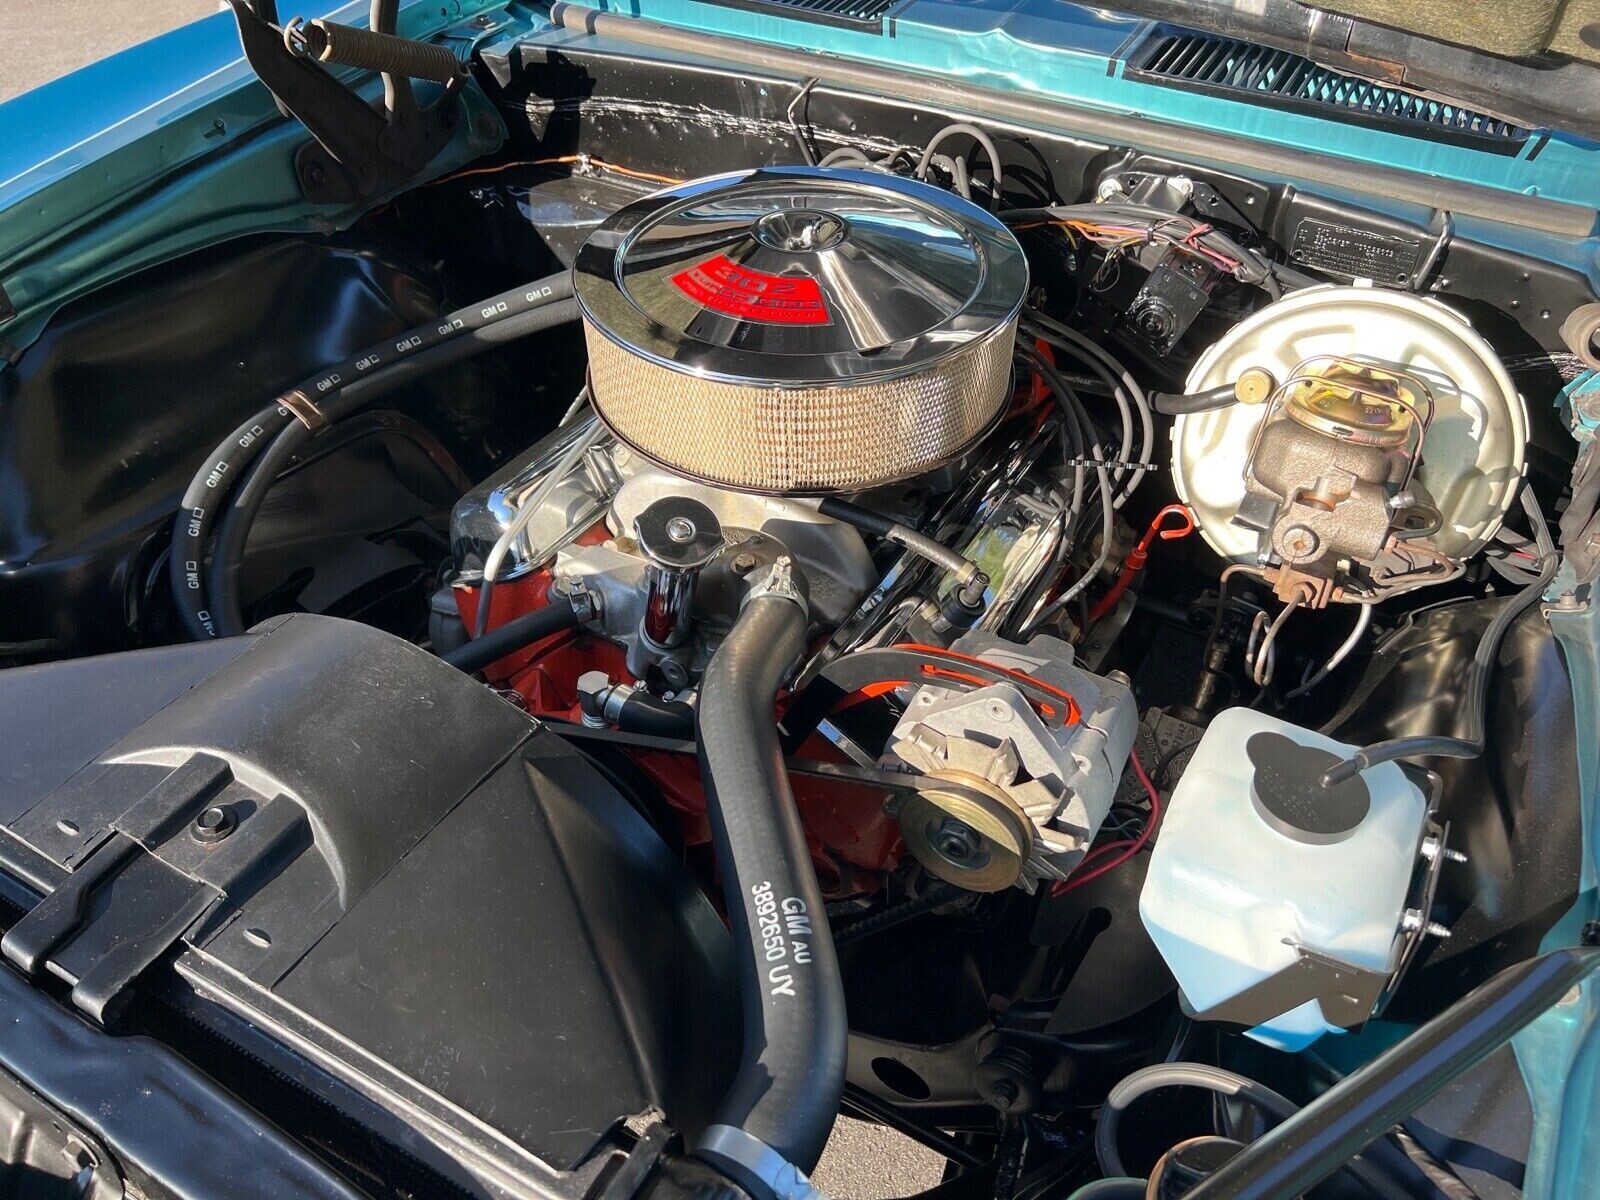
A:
[1, 0, 1598, 1192]
[0, 2, 511, 360]
[1514, 375, 1600, 1199]
[3, 0, 1599, 368]
[569, 0, 1600, 209]
[1516, 606, 1600, 1195]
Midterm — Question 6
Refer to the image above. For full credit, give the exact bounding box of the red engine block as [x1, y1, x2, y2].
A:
[454, 565, 904, 898]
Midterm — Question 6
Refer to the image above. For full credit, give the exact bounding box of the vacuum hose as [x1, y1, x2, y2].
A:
[1320, 484, 1557, 787]
[695, 587, 846, 1198]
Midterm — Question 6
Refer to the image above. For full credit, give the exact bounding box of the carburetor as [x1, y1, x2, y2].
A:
[1233, 356, 1441, 605]
[885, 632, 1137, 893]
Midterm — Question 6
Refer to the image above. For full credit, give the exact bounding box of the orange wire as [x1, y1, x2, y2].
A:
[427, 156, 684, 189]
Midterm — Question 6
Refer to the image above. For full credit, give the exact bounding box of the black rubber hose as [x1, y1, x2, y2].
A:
[202, 295, 581, 638]
[816, 495, 898, 539]
[817, 495, 987, 604]
[1321, 485, 1557, 787]
[1096, 1064, 1408, 1200]
[1152, 385, 1236, 416]
[616, 692, 696, 738]
[169, 271, 575, 640]
[695, 595, 846, 1179]
[440, 597, 584, 675]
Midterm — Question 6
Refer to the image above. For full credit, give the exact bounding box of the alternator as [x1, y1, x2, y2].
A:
[886, 633, 1137, 893]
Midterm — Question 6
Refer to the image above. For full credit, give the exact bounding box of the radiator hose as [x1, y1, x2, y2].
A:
[695, 580, 845, 1199]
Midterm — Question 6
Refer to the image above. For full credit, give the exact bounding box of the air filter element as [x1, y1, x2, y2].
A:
[574, 167, 1027, 495]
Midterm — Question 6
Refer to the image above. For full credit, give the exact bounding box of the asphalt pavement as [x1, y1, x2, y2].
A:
[2, 1, 222, 103]
[0, 3, 947, 1195]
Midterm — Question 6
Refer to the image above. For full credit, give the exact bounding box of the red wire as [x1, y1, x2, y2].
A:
[1049, 748, 1162, 896]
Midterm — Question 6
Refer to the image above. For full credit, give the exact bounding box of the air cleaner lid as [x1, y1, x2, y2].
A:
[574, 166, 1028, 386]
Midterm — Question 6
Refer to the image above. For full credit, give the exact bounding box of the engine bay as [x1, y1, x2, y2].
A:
[2, 9, 1600, 1200]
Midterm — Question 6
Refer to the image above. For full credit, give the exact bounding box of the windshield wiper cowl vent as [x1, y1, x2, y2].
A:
[1128, 29, 1532, 151]
[700, 0, 900, 29]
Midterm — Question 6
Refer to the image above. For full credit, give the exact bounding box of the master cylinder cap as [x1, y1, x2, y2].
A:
[574, 166, 1028, 495]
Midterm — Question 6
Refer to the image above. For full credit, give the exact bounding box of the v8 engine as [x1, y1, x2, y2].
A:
[2, 37, 1594, 1200]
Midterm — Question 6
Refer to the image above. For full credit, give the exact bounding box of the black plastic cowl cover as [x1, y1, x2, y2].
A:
[0, 614, 737, 1186]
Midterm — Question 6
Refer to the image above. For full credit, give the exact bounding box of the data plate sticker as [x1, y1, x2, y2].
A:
[672, 255, 831, 325]
[1291, 219, 1425, 285]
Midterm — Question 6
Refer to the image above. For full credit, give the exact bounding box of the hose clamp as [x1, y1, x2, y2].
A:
[279, 389, 329, 432]
[744, 556, 807, 613]
[560, 577, 602, 624]
[698, 1125, 828, 1200]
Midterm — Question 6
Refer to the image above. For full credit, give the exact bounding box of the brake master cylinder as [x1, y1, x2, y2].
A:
[1233, 356, 1438, 605]
[1170, 285, 1528, 607]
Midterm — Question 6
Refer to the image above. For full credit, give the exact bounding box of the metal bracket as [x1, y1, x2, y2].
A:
[1189, 944, 1390, 1030]
[592, 1119, 674, 1200]
[230, 0, 464, 204]
[779, 642, 1081, 756]
[1192, 808, 1452, 1033]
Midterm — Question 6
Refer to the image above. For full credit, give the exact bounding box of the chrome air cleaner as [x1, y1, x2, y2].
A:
[573, 167, 1028, 495]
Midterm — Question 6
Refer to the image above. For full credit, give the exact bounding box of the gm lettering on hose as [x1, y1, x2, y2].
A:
[751, 880, 813, 998]
[671, 255, 831, 326]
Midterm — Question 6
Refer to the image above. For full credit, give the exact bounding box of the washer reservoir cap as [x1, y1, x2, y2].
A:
[1247, 731, 1370, 845]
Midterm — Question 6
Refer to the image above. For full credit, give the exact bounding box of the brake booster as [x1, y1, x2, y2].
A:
[1171, 285, 1528, 606]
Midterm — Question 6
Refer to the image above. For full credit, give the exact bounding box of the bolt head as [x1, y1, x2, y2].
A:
[193, 804, 236, 844]
[933, 817, 979, 862]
